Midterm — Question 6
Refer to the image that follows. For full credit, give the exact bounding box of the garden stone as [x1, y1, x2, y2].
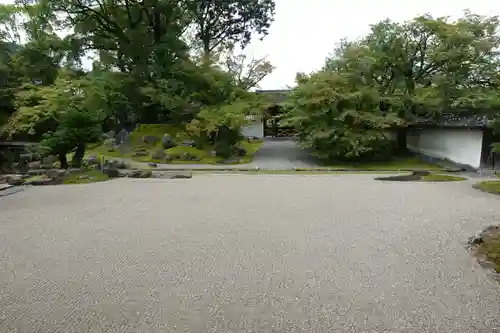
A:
[411, 170, 430, 177]
[28, 161, 41, 169]
[15, 160, 29, 173]
[128, 170, 152, 178]
[161, 134, 175, 149]
[43, 155, 58, 165]
[104, 130, 116, 139]
[140, 170, 153, 178]
[20, 153, 34, 162]
[115, 129, 129, 145]
[211, 150, 217, 157]
[103, 168, 120, 178]
[142, 135, 159, 145]
[148, 162, 158, 168]
[169, 174, 192, 179]
[26, 176, 55, 186]
[87, 156, 99, 166]
[28, 169, 45, 176]
[103, 138, 116, 149]
[45, 169, 67, 179]
[164, 155, 173, 163]
[151, 149, 166, 160]
[108, 160, 127, 169]
[234, 146, 246, 157]
[181, 152, 192, 161]
[6, 175, 24, 186]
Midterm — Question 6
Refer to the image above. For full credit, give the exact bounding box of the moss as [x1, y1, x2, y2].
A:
[376, 173, 466, 182]
[326, 157, 443, 171]
[421, 174, 466, 182]
[475, 181, 500, 195]
[85, 125, 263, 165]
[476, 230, 500, 275]
[63, 169, 109, 184]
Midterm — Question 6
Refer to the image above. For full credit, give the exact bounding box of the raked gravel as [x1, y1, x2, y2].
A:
[1, 174, 500, 332]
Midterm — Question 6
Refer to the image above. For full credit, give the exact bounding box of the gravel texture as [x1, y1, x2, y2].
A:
[1, 174, 500, 333]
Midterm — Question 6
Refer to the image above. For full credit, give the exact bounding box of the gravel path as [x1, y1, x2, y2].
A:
[114, 138, 319, 170]
[1, 175, 500, 332]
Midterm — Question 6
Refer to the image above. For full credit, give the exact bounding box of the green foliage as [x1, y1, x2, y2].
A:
[186, 0, 276, 58]
[421, 174, 466, 182]
[475, 181, 500, 194]
[0, 0, 277, 153]
[283, 71, 402, 161]
[285, 11, 500, 161]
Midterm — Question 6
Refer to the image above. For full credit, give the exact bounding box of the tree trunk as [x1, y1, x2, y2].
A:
[396, 128, 408, 155]
[58, 152, 68, 169]
[72, 144, 86, 168]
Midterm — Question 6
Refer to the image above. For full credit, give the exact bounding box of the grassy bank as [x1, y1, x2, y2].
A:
[474, 181, 500, 195]
[325, 156, 444, 171]
[85, 124, 263, 165]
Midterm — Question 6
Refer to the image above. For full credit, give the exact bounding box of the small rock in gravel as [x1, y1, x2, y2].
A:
[169, 174, 192, 179]
[148, 162, 158, 168]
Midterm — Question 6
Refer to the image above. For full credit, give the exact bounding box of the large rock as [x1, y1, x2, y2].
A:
[19, 153, 34, 162]
[105, 130, 116, 138]
[25, 175, 61, 186]
[234, 145, 247, 157]
[45, 169, 67, 179]
[103, 168, 121, 178]
[42, 155, 58, 165]
[115, 129, 130, 145]
[87, 155, 99, 166]
[14, 160, 29, 173]
[161, 134, 175, 149]
[142, 135, 159, 145]
[127, 170, 153, 178]
[103, 138, 116, 149]
[104, 160, 127, 169]
[169, 174, 192, 179]
[6, 175, 24, 186]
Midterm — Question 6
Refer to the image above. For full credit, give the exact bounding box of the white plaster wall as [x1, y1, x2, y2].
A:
[407, 128, 483, 169]
[241, 121, 264, 138]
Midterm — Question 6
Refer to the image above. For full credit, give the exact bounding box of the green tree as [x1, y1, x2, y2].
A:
[313, 12, 500, 156]
[186, 0, 275, 59]
[283, 71, 402, 161]
[4, 69, 107, 168]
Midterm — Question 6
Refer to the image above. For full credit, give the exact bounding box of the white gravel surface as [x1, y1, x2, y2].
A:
[1, 174, 500, 332]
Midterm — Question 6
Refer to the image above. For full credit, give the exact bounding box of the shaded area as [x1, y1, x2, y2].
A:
[375, 171, 466, 182]
[248, 138, 320, 169]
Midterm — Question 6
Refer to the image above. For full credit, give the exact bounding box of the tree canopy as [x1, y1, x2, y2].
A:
[284, 11, 500, 161]
[0, 0, 277, 167]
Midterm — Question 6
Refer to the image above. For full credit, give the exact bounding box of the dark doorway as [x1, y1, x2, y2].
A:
[480, 128, 500, 169]
[263, 105, 296, 137]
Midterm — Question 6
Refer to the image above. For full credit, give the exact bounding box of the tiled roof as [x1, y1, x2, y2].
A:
[412, 113, 489, 128]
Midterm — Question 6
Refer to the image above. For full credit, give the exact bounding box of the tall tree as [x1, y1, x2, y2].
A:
[287, 12, 500, 160]
[186, 0, 275, 59]
[217, 43, 274, 90]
